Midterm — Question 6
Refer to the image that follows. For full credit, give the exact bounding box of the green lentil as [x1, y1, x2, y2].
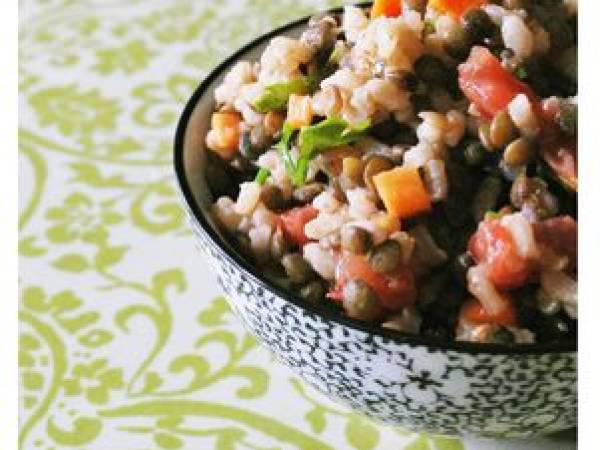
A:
[510, 174, 559, 219]
[410, 93, 433, 113]
[471, 175, 503, 222]
[503, 0, 524, 9]
[546, 15, 575, 51]
[443, 28, 470, 60]
[463, 9, 496, 44]
[370, 118, 404, 142]
[363, 155, 394, 194]
[239, 130, 257, 160]
[270, 228, 289, 261]
[341, 226, 372, 255]
[386, 70, 419, 91]
[463, 141, 488, 166]
[293, 182, 326, 204]
[419, 270, 450, 306]
[489, 327, 516, 345]
[490, 110, 518, 149]
[557, 101, 577, 137]
[235, 232, 253, 259]
[230, 154, 253, 173]
[535, 314, 571, 342]
[249, 124, 270, 150]
[557, 46, 577, 84]
[205, 153, 236, 199]
[300, 280, 326, 304]
[414, 55, 448, 86]
[281, 253, 314, 284]
[478, 123, 495, 151]
[260, 184, 287, 211]
[341, 157, 364, 186]
[342, 280, 381, 322]
[503, 137, 535, 167]
[368, 240, 403, 274]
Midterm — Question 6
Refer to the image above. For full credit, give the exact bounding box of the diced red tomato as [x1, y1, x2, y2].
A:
[334, 254, 416, 311]
[459, 296, 518, 327]
[468, 219, 534, 290]
[278, 206, 318, 247]
[459, 47, 578, 188]
[458, 47, 538, 119]
[533, 216, 577, 270]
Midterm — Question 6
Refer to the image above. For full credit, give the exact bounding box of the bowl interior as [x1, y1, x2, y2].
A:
[174, 13, 576, 355]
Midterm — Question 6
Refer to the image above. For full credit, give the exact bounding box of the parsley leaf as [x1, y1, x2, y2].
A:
[516, 66, 528, 80]
[275, 122, 298, 176]
[253, 78, 311, 113]
[424, 19, 436, 35]
[273, 117, 370, 186]
[254, 167, 271, 185]
[253, 47, 338, 114]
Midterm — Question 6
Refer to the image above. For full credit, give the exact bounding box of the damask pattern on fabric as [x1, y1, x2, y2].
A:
[18, 1, 572, 449]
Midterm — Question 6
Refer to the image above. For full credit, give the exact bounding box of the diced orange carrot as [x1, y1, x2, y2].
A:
[287, 94, 313, 129]
[428, 0, 487, 18]
[459, 296, 518, 327]
[371, 0, 402, 18]
[207, 112, 242, 159]
[373, 166, 431, 219]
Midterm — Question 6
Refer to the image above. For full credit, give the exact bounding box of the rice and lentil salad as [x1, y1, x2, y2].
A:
[204, 0, 577, 345]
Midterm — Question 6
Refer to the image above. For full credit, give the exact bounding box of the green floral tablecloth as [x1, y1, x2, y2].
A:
[18, 1, 576, 449]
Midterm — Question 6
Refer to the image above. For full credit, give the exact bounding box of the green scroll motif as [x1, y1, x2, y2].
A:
[29, 85, 121, 138]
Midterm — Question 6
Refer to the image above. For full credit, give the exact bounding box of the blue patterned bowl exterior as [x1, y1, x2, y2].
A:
[174, 9, 577, 438]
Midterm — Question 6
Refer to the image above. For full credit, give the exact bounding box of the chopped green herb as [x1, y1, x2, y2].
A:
[253, 78, 311, 113]
[293, 118, 369, 185]
[483, 210, 502, 221]
[296, 117, 370, 185]
[254, 167, 271, 185]
[306, 61, 336, 92]
[327, 41, 347, 66]
[516, 66, 528, 80]
[253, 53, 337, 114]
[275, 122, 298, 176]
[272, 117, 371, 186]
[424, 19, 436, 35]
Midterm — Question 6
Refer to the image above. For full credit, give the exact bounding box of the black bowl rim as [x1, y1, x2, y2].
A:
[173, 4, 577, 355]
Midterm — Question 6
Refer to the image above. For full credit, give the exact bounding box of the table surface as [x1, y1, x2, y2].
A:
[18, 0, 576, 448]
